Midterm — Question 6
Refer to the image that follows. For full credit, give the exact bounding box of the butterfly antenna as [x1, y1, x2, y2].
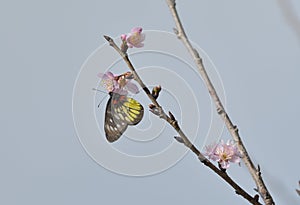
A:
[92, 88, 108, 108]
[97, 97, 107, 108]
[92, 88, 107, 93]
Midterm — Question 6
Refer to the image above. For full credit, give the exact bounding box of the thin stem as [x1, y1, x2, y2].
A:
[165, 0, 274, 204]
[103, 35, 261, 205]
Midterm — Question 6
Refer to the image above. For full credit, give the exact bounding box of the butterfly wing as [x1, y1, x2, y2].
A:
[104, 93, 144, 143]
[104, 95, 128, 143]
[113, 94, 144, 125]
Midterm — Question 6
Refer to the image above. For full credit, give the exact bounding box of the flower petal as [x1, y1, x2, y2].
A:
[125, 81, 139, 94]
[220, 160, 230, 169]
[134, 42, 144, 48]
[105, 71, 115, 79]
[125, 28, 145, 48]
[114, 88, 128, 95]
[131, 27, 142, 33]
[97, 72, 105, 78]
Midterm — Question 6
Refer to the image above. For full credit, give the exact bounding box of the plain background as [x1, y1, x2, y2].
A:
[1, 0, 300, 204]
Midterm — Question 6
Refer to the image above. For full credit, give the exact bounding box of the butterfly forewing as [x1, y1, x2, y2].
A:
[104, 95, 128, 142]
[104, 92, 144, 143]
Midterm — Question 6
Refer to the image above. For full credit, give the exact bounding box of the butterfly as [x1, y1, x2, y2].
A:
[104, 92, 144, 142]
[99, 72, 144, 143]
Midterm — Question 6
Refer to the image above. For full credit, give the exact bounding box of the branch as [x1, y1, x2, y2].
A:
[103, 35, 261, 205]
[165, 0, 275, 204]
[277, 0, 300, 43]
[296, 180, 300, 196]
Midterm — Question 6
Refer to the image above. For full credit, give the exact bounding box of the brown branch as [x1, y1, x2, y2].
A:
[277, 0, 300, 43]
[165, 0, 275, 205]
[103, 35, 262, 205]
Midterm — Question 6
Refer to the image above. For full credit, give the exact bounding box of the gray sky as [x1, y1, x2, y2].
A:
[1, 0, 300, 204]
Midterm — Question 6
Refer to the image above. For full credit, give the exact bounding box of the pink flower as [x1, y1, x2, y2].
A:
[125, 27, 145, 48]
[204, 140, 242, 169]
[97, 72, 117, 93]
[204, 142, 219, 161]
[98, 71, 139, 95]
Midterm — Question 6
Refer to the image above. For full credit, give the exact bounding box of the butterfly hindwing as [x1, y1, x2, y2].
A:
[104, 92, 144, 143]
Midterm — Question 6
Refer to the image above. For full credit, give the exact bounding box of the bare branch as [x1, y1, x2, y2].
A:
[165, 1, 275, 204]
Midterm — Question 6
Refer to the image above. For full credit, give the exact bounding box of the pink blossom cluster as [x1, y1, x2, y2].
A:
[204, 140, 242, 169]
[98, 72, 139, 95]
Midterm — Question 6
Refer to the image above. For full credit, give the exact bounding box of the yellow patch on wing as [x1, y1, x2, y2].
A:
[130, 109, 140, 114]
[124, 98, 142, 110]
[128, 111, 137, 118]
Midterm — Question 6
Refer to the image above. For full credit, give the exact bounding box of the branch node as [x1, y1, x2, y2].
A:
[171, 119, 178, 128]
[198, 154, 206, 162]
[233, 125, 238, 132]
[257, 164, 261, 171]
[174, 136, 184, 143]
[151, 85, 161, 99]
[173, 28, 180, 37]
[218, 162, 227, 172]
[193, 48, 199, 56]
[235, 190, 241, 195]
[121, 41, 128, 53]
[168, 111, 176, 121]
[217, 107, 223, 114]
[166, 0, 176, 7]
[149, 104, 160, 116]
[103, 35, 114, 46]
[254, 194, 260, 202]
[257, 164, 262, 176]
[103, 35, 111, 41]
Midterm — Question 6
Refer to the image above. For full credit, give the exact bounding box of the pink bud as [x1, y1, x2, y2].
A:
[121, 34, 127, 41]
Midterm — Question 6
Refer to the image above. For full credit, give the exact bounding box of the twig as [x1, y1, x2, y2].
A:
[296, 180, 300, 196]
[277, 0, 300, 43]
[103, 35, 262, 205]
[165, 0, 275, 204]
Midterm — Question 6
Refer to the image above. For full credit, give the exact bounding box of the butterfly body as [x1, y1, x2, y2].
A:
[104, 92, 144, 143]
